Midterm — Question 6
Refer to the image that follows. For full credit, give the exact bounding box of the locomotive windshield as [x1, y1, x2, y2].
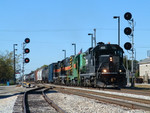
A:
[93, 44, 124, 67]
[97, 49, 123, 58]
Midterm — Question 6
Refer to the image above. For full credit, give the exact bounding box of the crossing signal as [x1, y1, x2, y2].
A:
[24, 58, 30, 63]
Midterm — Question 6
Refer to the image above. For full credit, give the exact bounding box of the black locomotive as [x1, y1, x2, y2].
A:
[80, 42, 127, 87]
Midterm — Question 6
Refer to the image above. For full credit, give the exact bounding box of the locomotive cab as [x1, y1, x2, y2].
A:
[94, 42, 127, 87]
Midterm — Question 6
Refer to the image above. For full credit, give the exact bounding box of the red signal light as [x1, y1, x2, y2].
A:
[24, 58, 30, 63]
[25, 38, 30, 43]
[24, 48, 30, 53]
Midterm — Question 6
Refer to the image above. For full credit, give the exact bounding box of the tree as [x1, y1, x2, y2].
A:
[123, 56, 139, 77]
[0, 51, 20, 83]
[0, 51, 13, 83]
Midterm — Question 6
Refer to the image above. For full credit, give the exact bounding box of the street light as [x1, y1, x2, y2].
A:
[13, 44, 17, 84]
[72, 43, 76, 55]
[88, 33, 93, 47]
[62, 50, 66, 59]
[113, 16, 120, 46]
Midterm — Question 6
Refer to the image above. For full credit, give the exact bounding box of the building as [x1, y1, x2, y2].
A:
[139, 58, 150, 83]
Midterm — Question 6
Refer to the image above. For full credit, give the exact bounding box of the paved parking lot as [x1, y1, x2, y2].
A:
[0, 85, 27, 97]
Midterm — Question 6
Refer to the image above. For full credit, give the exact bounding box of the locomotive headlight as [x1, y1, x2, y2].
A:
[110, 57, 113, 62]
[103, 69, 107, 73]
[119, 70, 122, 72]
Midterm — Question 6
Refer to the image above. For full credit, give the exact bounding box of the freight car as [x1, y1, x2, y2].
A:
[25, 71, 35, 82]
[35, 68, 43, 83]
[48, 63, 56, 83]
[42, 66, 49, 83]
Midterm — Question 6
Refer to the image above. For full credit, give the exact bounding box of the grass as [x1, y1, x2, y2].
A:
[0, 83, 6, 86]
[0, 81, 15, 86]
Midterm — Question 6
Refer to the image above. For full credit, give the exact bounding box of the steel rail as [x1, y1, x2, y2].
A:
[22, 87, 44, 113]
[23, 91, 27, 113]
[42, 88, 66, 113]
[56, 87, 150, 111]
[36, 83, 150, 96]
[62, 88, 150, 104]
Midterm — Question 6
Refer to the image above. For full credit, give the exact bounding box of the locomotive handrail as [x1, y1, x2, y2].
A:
[96, 63, 102, 76]
[122, 64, 127, 71]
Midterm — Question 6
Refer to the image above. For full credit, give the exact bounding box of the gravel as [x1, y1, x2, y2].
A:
[0, 95, 17, 113]
[0, 86, 149, 113]
[60, 86, 150, 100]
[47, 92, 150, 113]
[0, 85, 29, 113]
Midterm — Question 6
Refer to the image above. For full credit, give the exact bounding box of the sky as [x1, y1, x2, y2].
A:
[0, 0, 150, 75]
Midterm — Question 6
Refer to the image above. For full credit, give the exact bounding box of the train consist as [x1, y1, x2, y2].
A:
[26, 42, 127, 88]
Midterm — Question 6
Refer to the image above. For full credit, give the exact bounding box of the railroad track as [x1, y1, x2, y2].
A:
[13, 86, 66, 113]
[34, 83, 150, 111]
[42, 88, 66, 113]
[41, 83, 150, 96]
[34, 83, 150, 96]
[52, 86, 150, 111]
[101, 87, 150, 96]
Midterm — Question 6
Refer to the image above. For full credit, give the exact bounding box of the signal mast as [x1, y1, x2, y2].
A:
[22, 38, 30, 81]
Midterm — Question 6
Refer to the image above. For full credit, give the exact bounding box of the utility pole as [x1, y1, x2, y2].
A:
[88, 33, 93, 48]
[62, 50, 66, 59]
[93, 28, 96, 47]
[22, 42, 25, 82]
[72, 43, 76, 55]
[13, 44, 17, 84]
[113, 16, 120, 46]
[88, 28, 96, 48]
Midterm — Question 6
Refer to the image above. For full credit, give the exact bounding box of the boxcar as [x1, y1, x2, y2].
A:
[37, 68, 43, 82]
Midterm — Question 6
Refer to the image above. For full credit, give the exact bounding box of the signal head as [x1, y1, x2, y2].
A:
[124, 12, 132, 20]
[24, 48, 30, 54]
[24, 58, 30, 63]
[25, 38, 30, 43]
[124, 27, 132, 35]
[124, 42, 132, 50]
